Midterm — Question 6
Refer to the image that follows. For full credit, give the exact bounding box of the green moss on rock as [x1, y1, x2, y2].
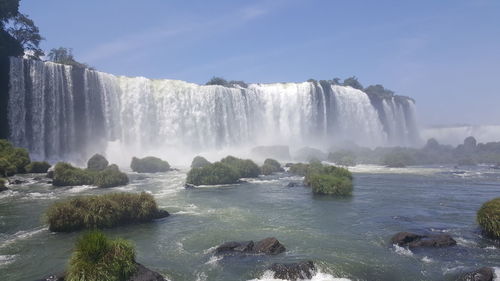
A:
[186, 162, 240, 186]
[0, 139, 31, 176]
[66, 230, 137, 281]
[87, 153, 109, 171]
[52, 162, 128, 188]
[261, 158, 284, 175]
[191, 156, 211, 169]
[130, 156, 170, 173]
[25, 161, 51, 173]
[220, 156, 260, 178]
[45, 192, 168, 232]
[477, 197, 500, 239]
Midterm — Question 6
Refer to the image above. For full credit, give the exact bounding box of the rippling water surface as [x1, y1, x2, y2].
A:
[0, 165, 499, 281]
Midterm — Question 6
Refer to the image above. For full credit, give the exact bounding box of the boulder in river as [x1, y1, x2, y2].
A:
[391, 232, 457, 248]
[457, 267, 494, 281]
[269, 261, 316, 281]
[215, 237, 285, 255]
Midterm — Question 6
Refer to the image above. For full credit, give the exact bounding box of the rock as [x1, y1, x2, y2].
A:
[215, 237, 285, 255]
[34, 273, 65, 281]
[129, 263, 166, 281]
[36, 263, 165, 281]
[269, 261, 316, 281]
[8, 177, 27, 185]
[215, 241, 254, 254]
[253, 237, 286, 255]
[184, 183, 197, 189]
[286, 182, 298, 187]
[47, 166, 55, 179]
[154, 209, 170, 219]
[457, 267, 494, 281]
[391, 232, 457, 248]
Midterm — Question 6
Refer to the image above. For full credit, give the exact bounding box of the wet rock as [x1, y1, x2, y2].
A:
[286, 182, 298, 187]
[184, 183, 196, 189]
[215, 237, 286, 255]
[269, 261, 316, 281]
[253, 237, 286, 255]
[8, 177, 27, 185]
[35, 273, 65, 281]
[129, 263, 167, 281]
[457, 267, 494, 281]
[46, 166, 55, 179]
[391, 232, 457, 248]
[154, 209, 170, 219]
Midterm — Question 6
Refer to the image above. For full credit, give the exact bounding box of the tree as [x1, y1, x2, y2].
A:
[7, 13, 44, 59]
[206, 77, 228, 86]
[47, 47, 90, 68]
[331, 77, 341, 85]
[0, 0, 19, 25]
[342, 76, 363, 90]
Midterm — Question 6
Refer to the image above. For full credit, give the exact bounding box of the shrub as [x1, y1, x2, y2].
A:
[477, 198, 500, 239]
[383, 151, 414, 168]
[66, 230, 137, 281]
[308, 173, 353, 195]
[25, 161, 51, 173]
[87, 154, 109, 171]
[294, 147, 327, 162]
[261, 158, 284, 175]
[191, 156, 211, 169]
[94, 166, 129, 188]
[130, 156, 170, 173]
[220, 156, 260, 178]
[0, 139, 31, 176]
[288, 163, 310, 176]
[52, 162, 128, 188]
[52, 162, 94, 186]
[45, 192, 168, 232]
[328, 150, 356, 166]
[186, 162, 240, 186]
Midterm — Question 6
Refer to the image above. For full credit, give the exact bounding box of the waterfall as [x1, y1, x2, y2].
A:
[6, 57, 419, 161]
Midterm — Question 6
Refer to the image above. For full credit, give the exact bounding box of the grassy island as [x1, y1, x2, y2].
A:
[477, 197, 500, 239]
[45, 192, 169, 232]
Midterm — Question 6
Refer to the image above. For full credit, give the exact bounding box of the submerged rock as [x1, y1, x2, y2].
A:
[215, 237, 285, 255]
[391, 232, 457, 248]
[129, 263, 167, 281]
[269, 261, 316, 281]
[457, 267, 494, 281]
[36, 273, 65, 281]
[154, 209, 170, 219]
[286, 182, 299, 187]
[184, 183, 197, 189]
[8, 176, 28, 185]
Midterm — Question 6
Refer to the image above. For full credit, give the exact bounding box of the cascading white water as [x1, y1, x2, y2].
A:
[7, 57, 419, 161]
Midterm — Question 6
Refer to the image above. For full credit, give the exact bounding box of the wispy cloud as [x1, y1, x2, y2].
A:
[80, 3, 275, 64]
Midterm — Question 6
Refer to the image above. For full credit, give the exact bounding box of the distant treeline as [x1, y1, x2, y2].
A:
[205, 76, 412, 102]
[328, 136, 500, 167]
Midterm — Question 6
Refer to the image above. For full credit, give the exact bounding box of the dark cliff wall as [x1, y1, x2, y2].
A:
[0, 57, 10, 139]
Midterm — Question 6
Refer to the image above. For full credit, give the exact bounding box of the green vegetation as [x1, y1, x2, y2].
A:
[342, 76, 363, 90]
[25, 161, 51, 173]
[45, 192, 167, 232]
[130, 156, 170, 173]
[260, 158, 284, 175]
[289, 162, 353, 196]
[205, 77, 248, 88]
[52, 162, 128, 188]
[191, 156, 211, 169]
[294, 147, 327, 162]
[0, 178, 6, 191]
[477, 198, 500, 239]
[87, 153, 109, 171]
[47, 47, 92, 68]
[288, 163, 310, 176]
[186, 162, 240, 186]
[220, 156, 260, 178]
[66, 230, 137, 281]
[0, 0, 43, 58]
[328, 150, 356, 166]
[383, 150, 415, 168]
[0, 139, 30, 176]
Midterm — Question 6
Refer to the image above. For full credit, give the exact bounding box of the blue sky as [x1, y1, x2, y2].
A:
[20, 0, 500, 126]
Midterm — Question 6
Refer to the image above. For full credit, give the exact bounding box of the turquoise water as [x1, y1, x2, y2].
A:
[0, 165, 499, 281]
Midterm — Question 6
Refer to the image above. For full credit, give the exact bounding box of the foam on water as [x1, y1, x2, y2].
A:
[0, 227, 48, 249]
[248, 270, 351, 281]
[393, 244, 414, 257]
[0, 254, 16, 266]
